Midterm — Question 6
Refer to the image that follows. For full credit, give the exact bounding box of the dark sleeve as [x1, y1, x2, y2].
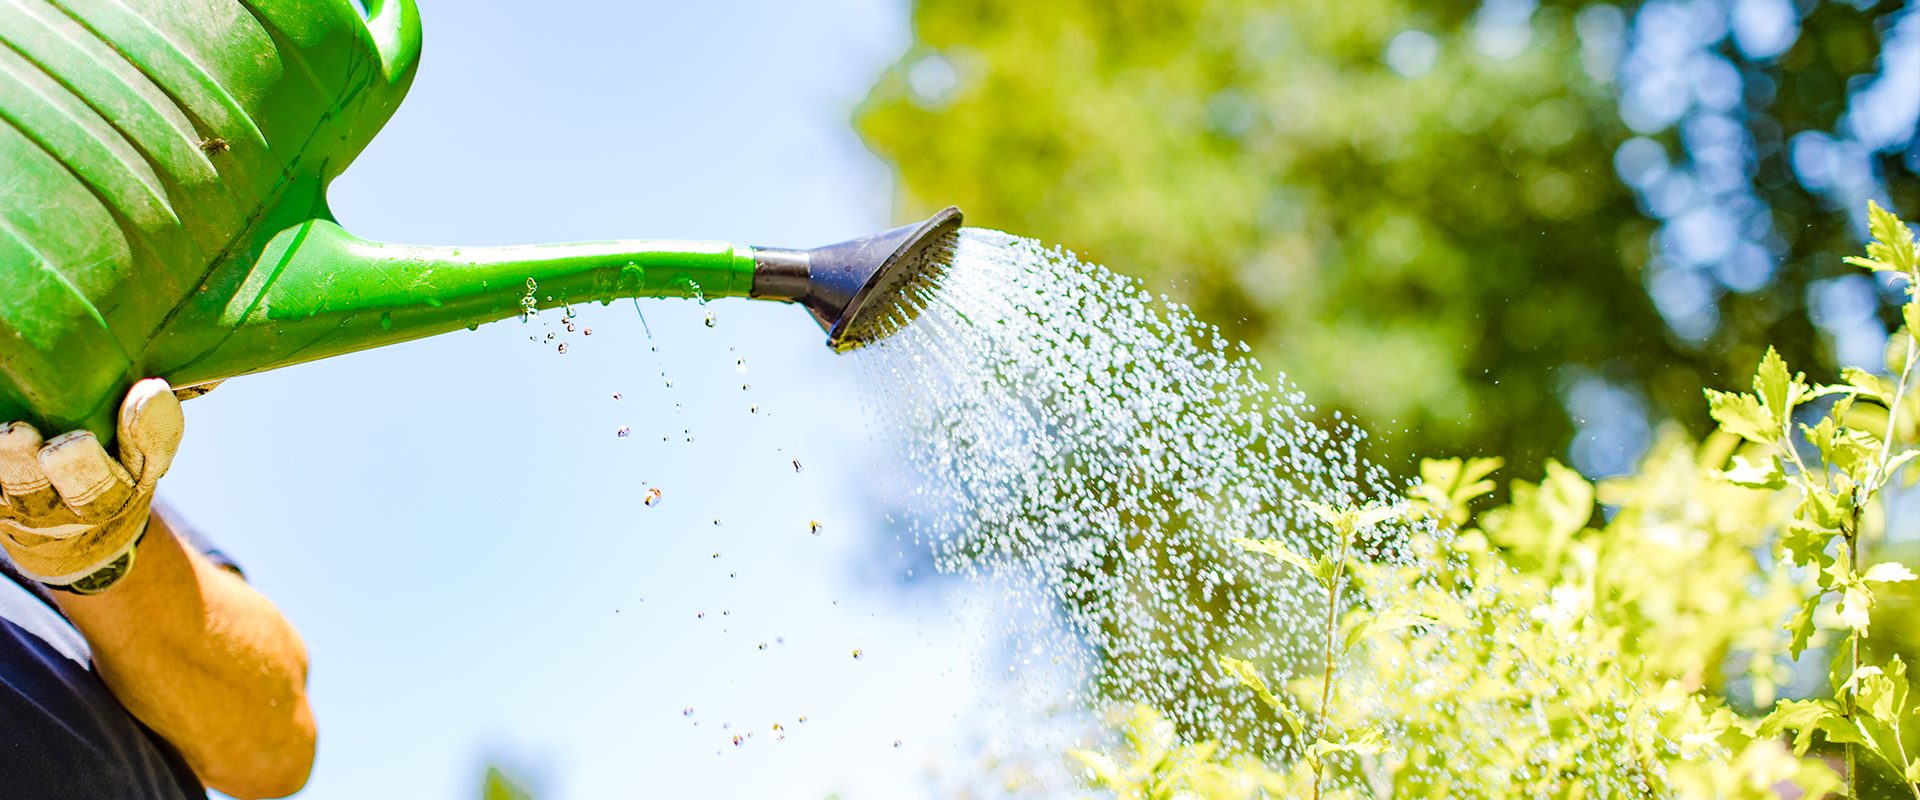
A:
[150, 499, 243, 579]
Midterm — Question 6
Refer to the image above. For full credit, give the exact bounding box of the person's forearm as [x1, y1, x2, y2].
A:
[54, 513, 316, 799]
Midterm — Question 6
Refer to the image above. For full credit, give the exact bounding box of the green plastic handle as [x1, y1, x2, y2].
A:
[363, 0, 423, 82]
[335, 0, 424, 181]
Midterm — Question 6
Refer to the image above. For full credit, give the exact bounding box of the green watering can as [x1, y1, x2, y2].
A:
[1, 0, 960, 442]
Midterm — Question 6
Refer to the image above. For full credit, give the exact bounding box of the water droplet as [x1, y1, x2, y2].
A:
[735, 358, 747, 372]
[379, 312, 393, 330]
[809, 520, 822, 535]
[584, 328, 593, 336]
[851, 648, 864, 660]
[704, 312, 716, 328]
[792, 459, 803, 473]
[556, 342, 568, 354]
[643, 487, 661, 506]
[612, 392, 623, 401]
[757, 642, 768, 651]
[616, 425, 630, 438]
[683, 706, 695, 716]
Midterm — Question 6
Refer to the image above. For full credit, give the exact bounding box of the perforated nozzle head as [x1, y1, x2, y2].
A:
[750, 206, 963, 352]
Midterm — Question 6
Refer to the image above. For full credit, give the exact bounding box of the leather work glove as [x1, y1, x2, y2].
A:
[0, 379, 185, 593]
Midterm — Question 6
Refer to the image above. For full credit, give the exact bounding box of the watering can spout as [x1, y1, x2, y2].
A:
[161, 221, 761, 388]
[161, 206, 964, 391]
[748, 207, 963, 352]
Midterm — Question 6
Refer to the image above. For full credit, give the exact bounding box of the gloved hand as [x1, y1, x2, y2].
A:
[0, 379, 185, 592]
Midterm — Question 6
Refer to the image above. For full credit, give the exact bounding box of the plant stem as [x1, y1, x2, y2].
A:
[1872, 340, 1920, 489]
[1891, 710, 1920, 800]
[1311, 534, 1352, 800]
[1847, 523, 1860, 799]
[1855, 328, 1918, 799]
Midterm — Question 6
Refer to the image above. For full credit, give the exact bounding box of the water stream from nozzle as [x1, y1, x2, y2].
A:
[846, 229, 1673, 795]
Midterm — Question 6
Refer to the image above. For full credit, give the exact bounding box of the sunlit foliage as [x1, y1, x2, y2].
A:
[858, 0, 1917, 475]
[1068, 205, 1920, 797]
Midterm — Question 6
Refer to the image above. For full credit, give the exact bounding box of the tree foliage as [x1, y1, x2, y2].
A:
[857, 0, 1918, 475]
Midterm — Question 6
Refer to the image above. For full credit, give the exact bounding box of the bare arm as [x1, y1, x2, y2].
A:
[54, 512, 316, 799]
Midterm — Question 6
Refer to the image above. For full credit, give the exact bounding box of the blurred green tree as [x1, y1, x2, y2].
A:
[856, 0, 1918, 476]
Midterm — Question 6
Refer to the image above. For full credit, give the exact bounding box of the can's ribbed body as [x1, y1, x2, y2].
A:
[0, 0, 418, 436]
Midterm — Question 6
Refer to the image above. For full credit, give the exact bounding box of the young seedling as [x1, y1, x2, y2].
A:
[1717, 202, 1920, 798]
[1230, 500, 1410, 798]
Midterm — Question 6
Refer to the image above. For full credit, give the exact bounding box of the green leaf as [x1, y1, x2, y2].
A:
[1799, 485, 1848, 531]
[1786, 593, 1822, 659]
[1840, 366, 1895, 402]
[1351, 503, 1409, 530]
[1906, 302, 1920, 342]
[1275, 702, 1306, 740]
[1758, 698, 1849, 756]
[1717, 454, 1786, 489]
[1304, 729, 1386, 761]
[1451, 457, 1503, 502]
[1846, 254, 1902, 273]
[482, 766, 536, 800]
[1343, 607, 1442, 655]
[1840, 582, 1876, 634]
[1824, 558, 1854, 588]
[1538, 460, 1597, 539]
[1865, 562, 1918, 583]
[1754, 346, 1806, 431]
[1885, 449, 1920, 486]
[1218, 656, 1287, 717]
[1232, 536, 1315, 576]
[1068, 748, 1128, 788]
[1839, 664, 1884, 696]
[1800, 416, 1832, 457]
[1305, 500, 1406, 541]
[1876, 655, 1909, 719]
[1780, 520, 1832, 569]
[1122, 705, 1174, 768]
[1706, 389, 1778, 443]
[1304, 501, 1342, 528]
[1864, 200, 1918, 274]
[1414, 457, 1503, 525]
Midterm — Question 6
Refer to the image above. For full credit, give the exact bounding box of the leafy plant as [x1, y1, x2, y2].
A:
[1227, 502, 1404, 796]
[1734, 202, 1920, 797]
[1067, 203, 1920, 798]
[1069, 706, 1287, 799]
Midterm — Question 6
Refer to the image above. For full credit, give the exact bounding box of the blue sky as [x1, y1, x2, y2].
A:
[160, 1, 1025, 796]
